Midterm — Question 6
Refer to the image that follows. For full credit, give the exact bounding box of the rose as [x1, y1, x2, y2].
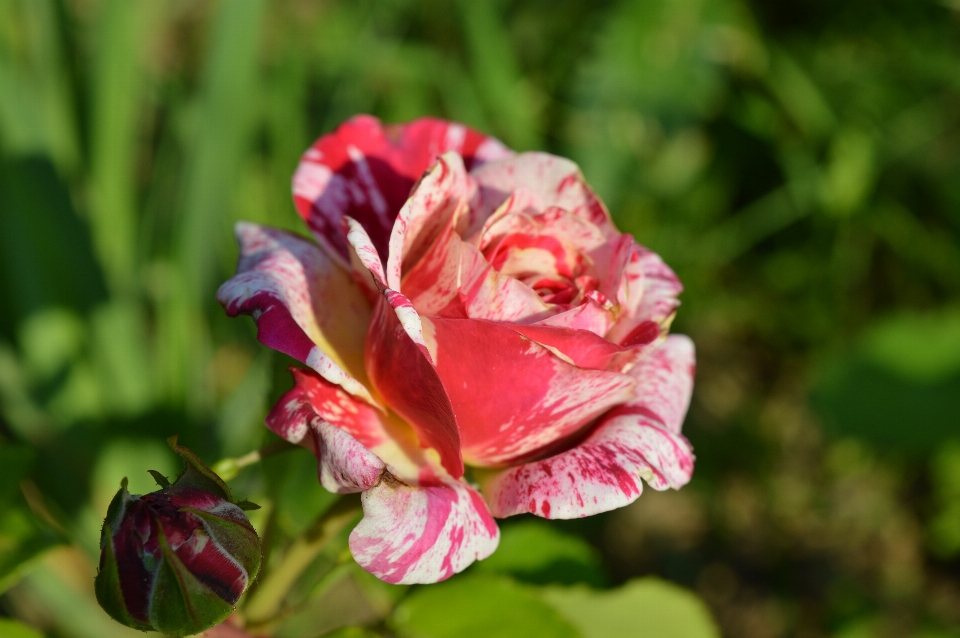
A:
[218, 115, 695, 584]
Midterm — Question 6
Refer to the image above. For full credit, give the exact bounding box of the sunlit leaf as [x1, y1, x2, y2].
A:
[541, 578, 720, 638]
[392, 574, 580, 638]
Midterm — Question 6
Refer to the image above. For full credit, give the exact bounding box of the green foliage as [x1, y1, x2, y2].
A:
[392, 574, 580, 638]
[471, 519, 607, 587]
[541, 578, 720, 638]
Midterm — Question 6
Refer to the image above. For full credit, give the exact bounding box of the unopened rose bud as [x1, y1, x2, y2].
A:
[95, 438, 261, 636]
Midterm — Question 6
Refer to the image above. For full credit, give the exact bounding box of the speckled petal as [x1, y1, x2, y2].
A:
[293, 115, 511, 266]
[428, 317, 637, 467]
[265, 371, 386, 493]
[217, 223, 375, 404]
[607, 245, 684, 345]
[469, 152, 617, 238]
[481, 335, 696, 519]
[349, 476, 499, 584]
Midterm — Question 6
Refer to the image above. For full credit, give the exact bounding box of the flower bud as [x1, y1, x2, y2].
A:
[95, 438, 261, 636]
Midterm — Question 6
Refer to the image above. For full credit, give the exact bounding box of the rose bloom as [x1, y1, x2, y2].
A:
[218, 116, 695, 584]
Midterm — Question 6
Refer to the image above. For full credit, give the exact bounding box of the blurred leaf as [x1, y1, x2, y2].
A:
[813, 358, 960, 452]
[90, 438, 178, 512]
[392, 574, 580, 638]
[472, 519, 607, 587]
[0, 443, 35, 507]
[860, 307, 960, 383]
[88, 0, 158, 294]
[541, 578, 720, 638]
[0, 506, 59, 595]
[0, 618, 45, 638]
[17, 308, 85, 383]
[928, 441, 960, 558]
[0, 157, 108, 339]
[457, 0, 542, 150]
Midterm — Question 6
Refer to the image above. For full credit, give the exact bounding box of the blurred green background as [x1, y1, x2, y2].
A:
[1, 0, 959, 636]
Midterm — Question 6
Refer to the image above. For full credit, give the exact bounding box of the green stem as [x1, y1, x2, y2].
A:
[242, 494, 363, 628]
[211, 440, 298, 481]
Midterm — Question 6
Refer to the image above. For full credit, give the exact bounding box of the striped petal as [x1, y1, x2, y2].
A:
[293, 115, 512, 267]
[481, 335, 696, 519]
[349, 476, 499, 584]
[607, 245, 684, 345]
[217, 223, 375, 404]
[469, 152, 617, 239]
[386, 152, 471, 290]
[265, 371, 386, 493]
[346, 219, 464, 479]
[428, 318, 637, 467]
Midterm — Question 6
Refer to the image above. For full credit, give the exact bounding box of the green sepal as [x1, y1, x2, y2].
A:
[166, 436, 232, 501]
[235, 499, 261, 511]
[94, 523, 154, 632]
[148, 470, 171, 488]
[150, 524, 234, 636]
[100, 478, 131, 549]
[182, 506, 262, 583]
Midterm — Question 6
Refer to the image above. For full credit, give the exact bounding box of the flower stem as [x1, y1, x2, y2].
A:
[211, 440, 298, 481]
[242, 494, 363, 629]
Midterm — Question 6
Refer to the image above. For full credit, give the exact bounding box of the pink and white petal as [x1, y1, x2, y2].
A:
[617, 334, 696, 434]
[607, 245, 684, 345]
[481, 412, 695, 519]
[457, 241, 554, 323]
[366, 294, 463, 479]
[349, 477, 499, 584]
[386, 152, 471, 290]
[293, 116, 511, 265]
[400, 211, 468, 318]
[507, 324, 632, 371]
[344, 217, 388, 291]
[536, 298, 613, 337]
[469, 152, 617, 238]
[217, 223, 375, 404]
[264, 379, 386, 494]
[428, 317, 637, 467]
[269, 367, 389, 449]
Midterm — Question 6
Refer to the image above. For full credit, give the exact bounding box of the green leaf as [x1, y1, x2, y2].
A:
[541, 578, 720, 638]
[472, 520, 607, 587]
[0, 506, 60, 595]
[0, 444, 35, 508]
[860, 307, 960, 383]
[392, 574, 580, 638]
[0, 618, 45, 638]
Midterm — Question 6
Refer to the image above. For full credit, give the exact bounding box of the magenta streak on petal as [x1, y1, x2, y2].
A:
[535, 297, 612, 337]
[482, 334, 696, 519]
[365, 295, 463, 478]
[508, 323, 636, 371]
[428, 317, 636, 467]
[607, 245, 684, 345]
[482, 413, 694, 520]
[469, 152, 617, 239]
[217, 222, 375, 404]
[265, 368, 386, 493]
[386, 152, 470, 291]
[615, 334, 696, 434]
[348, 478, 499, 584]
[456, 240, 555, 323]
[292, 115, 512, 266]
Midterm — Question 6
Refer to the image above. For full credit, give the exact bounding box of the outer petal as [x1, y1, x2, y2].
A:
[217, 223, 376, 404]
[293, 116, 512, 266]
[469, 152, 617, 238]
[349, 476, 499, 584]
[265, 373, 386, 493]
[346, 219, 464, 479]
[607, 245, 684, 345]
[481, 335, 696, 519]
[428, 318, 637, 467]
